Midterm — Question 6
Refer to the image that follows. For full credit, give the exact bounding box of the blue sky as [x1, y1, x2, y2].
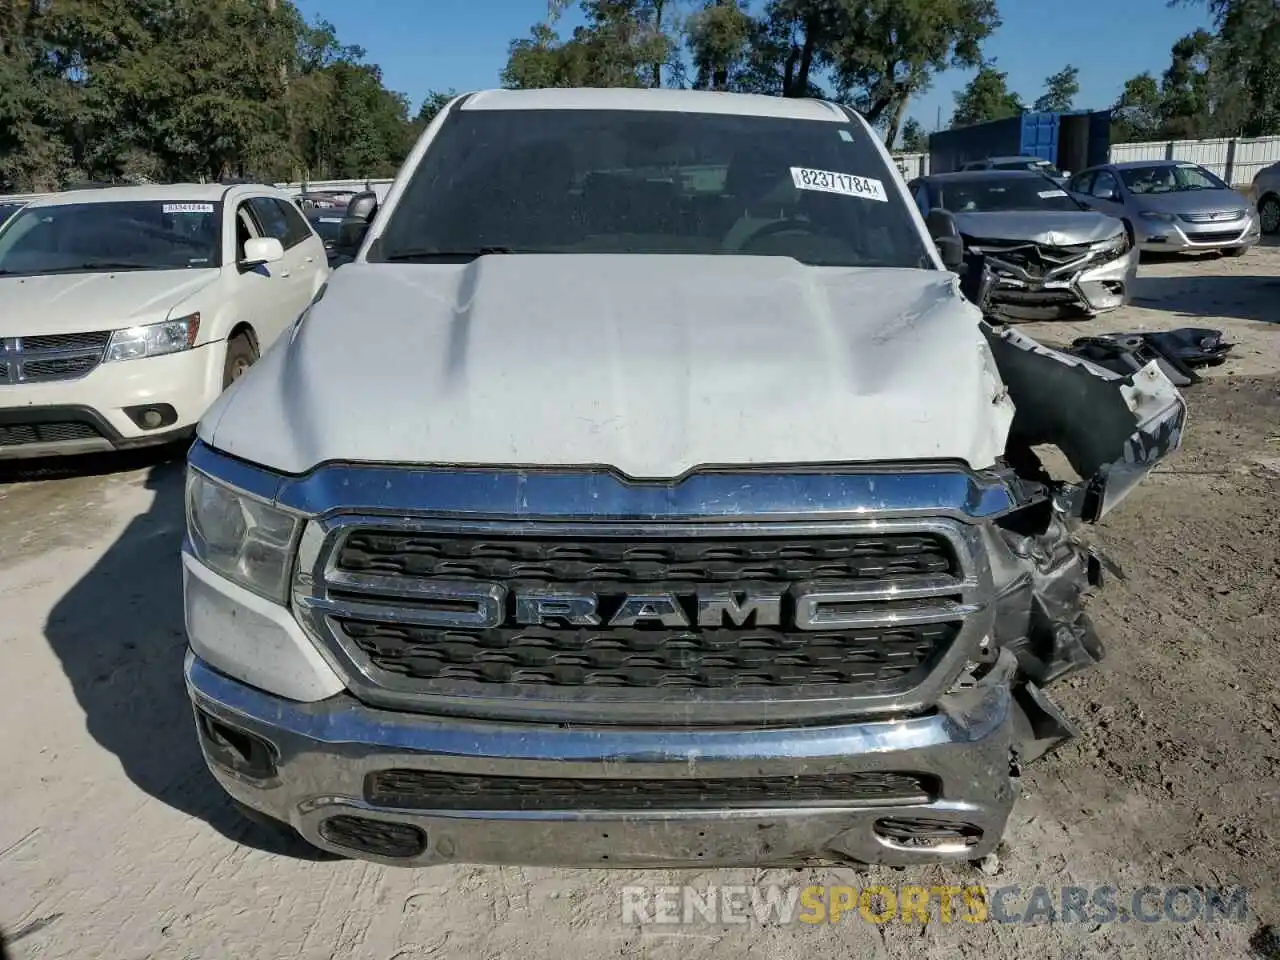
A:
[297, 0, 1213, 134]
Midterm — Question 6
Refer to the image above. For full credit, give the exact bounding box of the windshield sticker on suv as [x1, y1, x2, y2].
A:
[1039, 189, 1069, 198]
[790, 168, 887, 202]
[163, 203, 215, 214]
[838, 129, 854, 142]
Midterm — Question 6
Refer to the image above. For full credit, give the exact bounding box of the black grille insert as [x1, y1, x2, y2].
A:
[367, 769, 937, 811]
[338, 617, 957, 690]
[319, 815, 426, 859]
[0, 419, 102, 446]
[21, 356, 101, 380]
[20, 331, 111, 352]
[337, 531, 958, 583]
[1189, 230, 1243, 243]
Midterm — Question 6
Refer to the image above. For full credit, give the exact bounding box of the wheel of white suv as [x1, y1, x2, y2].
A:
[1259, 195, 1280, 235]
[222, 332, 258, 389]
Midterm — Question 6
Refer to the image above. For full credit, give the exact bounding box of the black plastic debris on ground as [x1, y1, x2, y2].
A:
[1067, 327, 1234, 387]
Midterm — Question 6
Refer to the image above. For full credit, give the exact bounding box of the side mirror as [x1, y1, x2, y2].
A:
[925, 209, 965, 271]
[241, 237, 284, 268]
[336, 190, 378, 258]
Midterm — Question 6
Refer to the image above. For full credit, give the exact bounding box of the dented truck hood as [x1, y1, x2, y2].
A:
[199, 254, 1185, 518]
[200, 256, 1017, 479]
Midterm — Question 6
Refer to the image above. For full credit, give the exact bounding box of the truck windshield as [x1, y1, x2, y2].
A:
[936, 176, 1083, 213]
[374, 108, 934, 269]
[0, 200, 223, 276]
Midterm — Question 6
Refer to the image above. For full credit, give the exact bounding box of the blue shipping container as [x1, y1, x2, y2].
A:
[928, 110, 1112, 176]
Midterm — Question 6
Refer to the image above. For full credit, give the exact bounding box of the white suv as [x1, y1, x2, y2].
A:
[0, 183, 329, 459]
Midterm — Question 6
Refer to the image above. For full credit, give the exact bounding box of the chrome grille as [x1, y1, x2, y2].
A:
[295, 516, 990, 725]
[1, 332, 111, 384]
[1180, 210, 1244, 223]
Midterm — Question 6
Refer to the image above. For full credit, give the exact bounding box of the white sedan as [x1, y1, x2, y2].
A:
[0, 183, 329, 458]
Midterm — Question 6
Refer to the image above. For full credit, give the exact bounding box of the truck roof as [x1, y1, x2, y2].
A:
[459, 87, 849, 123]
[23, 183, 281, 208]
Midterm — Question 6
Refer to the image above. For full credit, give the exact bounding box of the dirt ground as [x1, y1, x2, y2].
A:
[1, 242, 1278, 960]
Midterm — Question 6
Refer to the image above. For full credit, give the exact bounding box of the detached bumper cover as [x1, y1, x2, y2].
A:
[186, 652, 1019, 868]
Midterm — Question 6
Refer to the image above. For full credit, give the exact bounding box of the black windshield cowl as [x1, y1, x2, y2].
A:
[381, 247, 517, 263]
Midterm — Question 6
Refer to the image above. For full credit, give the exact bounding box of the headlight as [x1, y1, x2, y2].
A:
[105, 313, 200, 362]
[1092, 232, 1128, 256]
[186, 468, 300, 602]
[1138, 211, 1176, 223]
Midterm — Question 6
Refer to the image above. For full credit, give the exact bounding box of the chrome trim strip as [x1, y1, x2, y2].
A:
[188, 439, 1018, 523]
[290, 514, 995, 725]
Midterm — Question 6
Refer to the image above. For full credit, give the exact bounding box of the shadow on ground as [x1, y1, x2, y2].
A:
[1129, 273, 1280, 324]
[39, 449, 331, 860]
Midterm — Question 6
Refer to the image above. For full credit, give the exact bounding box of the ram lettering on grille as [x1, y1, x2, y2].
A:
[318, 529, 968, 695]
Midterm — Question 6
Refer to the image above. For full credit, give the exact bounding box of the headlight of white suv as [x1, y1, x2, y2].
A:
[186, 468, 300, 603]
[104, 313, 200, 362]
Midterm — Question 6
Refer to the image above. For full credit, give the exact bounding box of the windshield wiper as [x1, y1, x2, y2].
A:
[381, 246, 516, 263]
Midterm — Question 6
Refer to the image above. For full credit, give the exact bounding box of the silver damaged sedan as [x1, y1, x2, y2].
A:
[909, 170, 1136, 322]
[1068, 160, 1260, 256]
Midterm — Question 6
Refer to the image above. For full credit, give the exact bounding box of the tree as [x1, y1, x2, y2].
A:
[503, 2, 674, 89]
[1178, 0, 1280, 135]
[951, 62, 1022, 127]
[899, 116, 928, 151]
[0, 0, 420, 190]
[831, 0, 1000, 147]
[687, 0, 755, 91]
[1033, 64, 1078, 113]
[1111, 72, 1163, 143]
[414, 90, 456, 132]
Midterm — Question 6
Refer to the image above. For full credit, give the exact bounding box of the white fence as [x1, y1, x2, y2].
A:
[891, 135, 1280, 186]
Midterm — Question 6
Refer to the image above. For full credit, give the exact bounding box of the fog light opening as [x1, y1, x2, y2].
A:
[123, 403, 178, 431]
[195, 708, 278, 779]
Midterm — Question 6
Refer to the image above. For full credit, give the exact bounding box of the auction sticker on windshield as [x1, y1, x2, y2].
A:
[1039, 190, 1069, 198]
[790, 168, 887, 202]
[163, 203, 215, 214]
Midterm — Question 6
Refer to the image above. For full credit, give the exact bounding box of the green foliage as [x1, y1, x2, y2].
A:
[1110, 14, 1269, 143]
[951, 62, 1022, 127]
[1033, 65, 1079, 113]
[0, 0, 418, 191]
[899, 117, 928, 151]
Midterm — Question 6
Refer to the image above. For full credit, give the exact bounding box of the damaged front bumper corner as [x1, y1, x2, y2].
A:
[984, 324, 1186, 522]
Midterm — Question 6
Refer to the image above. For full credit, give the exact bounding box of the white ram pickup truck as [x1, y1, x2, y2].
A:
[183, 88, 1185, 868]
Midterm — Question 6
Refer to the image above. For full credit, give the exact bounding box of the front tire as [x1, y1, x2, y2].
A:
[222, 333, 258, 389]
[1259, 195, 1280, 235]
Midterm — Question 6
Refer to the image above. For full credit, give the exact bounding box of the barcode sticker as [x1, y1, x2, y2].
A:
[789, 167, 888, 202]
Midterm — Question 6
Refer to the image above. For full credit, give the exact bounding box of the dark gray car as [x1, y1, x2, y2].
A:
[909, 170, 1136, 322]
[1067, 160, 1260, 256]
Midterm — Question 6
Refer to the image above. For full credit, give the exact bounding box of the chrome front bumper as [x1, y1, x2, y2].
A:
[186, 651, 1018, 869]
